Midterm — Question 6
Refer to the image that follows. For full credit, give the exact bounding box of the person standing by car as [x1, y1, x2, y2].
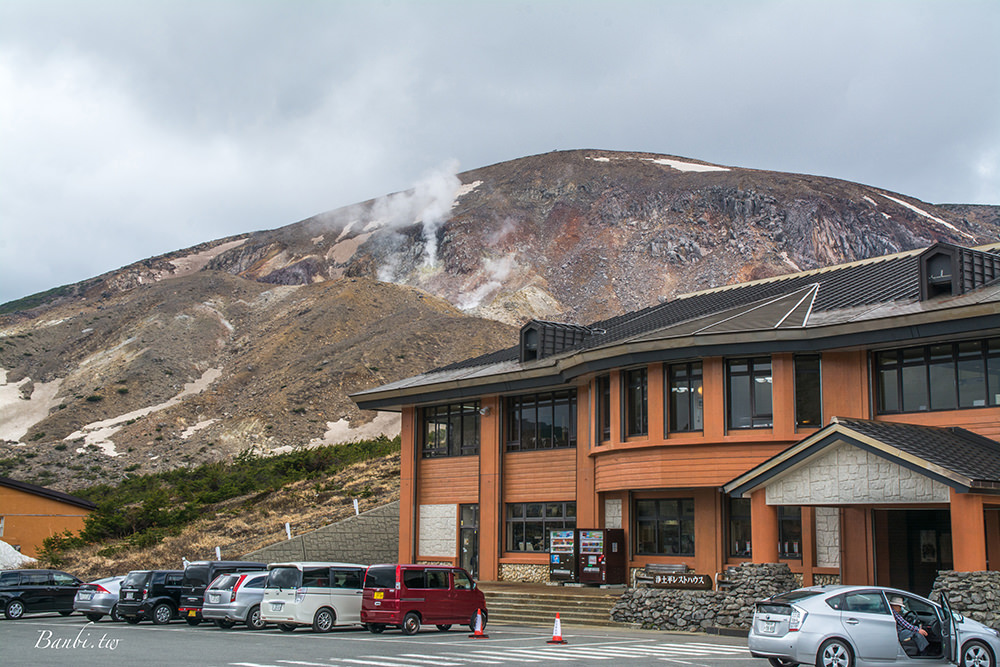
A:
[890, 596, 929, 654]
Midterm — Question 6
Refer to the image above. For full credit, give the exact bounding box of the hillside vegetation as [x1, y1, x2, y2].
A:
[38, 437, 401, 580]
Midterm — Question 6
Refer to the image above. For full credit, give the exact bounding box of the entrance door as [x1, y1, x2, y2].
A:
[459, 504, 479, 579]
[873, 509, 952, 596]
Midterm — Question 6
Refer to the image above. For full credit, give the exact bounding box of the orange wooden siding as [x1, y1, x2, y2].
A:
[503, 449, 577, 502]
[0, 487, 91, 558]
[417, 456, 479, 505]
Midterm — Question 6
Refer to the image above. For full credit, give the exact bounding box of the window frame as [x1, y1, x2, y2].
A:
[727, 497, 752, 558]
[505, 390, 577, 452]
[595, 375, 611, 443]
[667, 361, 704, 434]
[778, 506, 802, 560]
[634, 497, 696, 556]
[623, 367, 649, 438]
[421, 401, 481, 458]
[727, 357, 773, 430]
[505, 501, 576, 553]
[794, 354, 822, 428]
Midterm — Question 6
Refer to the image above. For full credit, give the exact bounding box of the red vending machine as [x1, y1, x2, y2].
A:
[548, 530, 577, 582]
[577, 529, 626, 585]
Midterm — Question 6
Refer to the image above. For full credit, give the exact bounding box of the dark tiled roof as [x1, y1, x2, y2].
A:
[833, 417, 1000, 487]
[0, 476, 97, 510]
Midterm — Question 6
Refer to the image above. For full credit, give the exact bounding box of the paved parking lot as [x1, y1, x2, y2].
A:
[1, 613, 755, 667]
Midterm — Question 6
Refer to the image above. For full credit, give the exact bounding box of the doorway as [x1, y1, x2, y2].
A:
[873, 509, 952, 596]
[459, 504, 479, 579]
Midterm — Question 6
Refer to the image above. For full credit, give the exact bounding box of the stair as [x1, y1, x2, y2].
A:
[481, 586, 624, 628]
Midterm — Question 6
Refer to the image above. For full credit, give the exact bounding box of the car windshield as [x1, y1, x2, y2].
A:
[122, 571, 149, 587]
[182, 565, 210, 587]
[209, 574, 241, 591]
[266, 567, 302, 589]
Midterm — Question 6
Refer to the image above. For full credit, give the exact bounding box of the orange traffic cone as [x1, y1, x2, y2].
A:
[547, 612, 568, 644]
[468, 608, 489, 639]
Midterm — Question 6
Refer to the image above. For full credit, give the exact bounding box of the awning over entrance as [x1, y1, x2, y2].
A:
[724, 417, 1000, 501]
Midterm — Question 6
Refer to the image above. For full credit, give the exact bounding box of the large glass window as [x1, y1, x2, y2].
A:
[624, 368, 648, 437]
[596, 375, 611, 443]
[794, 354, 822, 428]
[506, 502, 576, 552]
[778, 506, 802, 559]
[728, 498, 752, 558]
[876, 338, 1000, 414]
[422, 402, 480, 458]
[634, 498, 695, 556]
[668, 362, 703, 433]
[727, 358, 773, 429]
[506, 390, 576, 451]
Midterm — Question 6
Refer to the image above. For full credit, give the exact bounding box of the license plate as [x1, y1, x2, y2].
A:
[762, 620, 776, 634]
[209, 593, 220, 603]
[79, 592, 93, 601]
[269, 601, 283, 611]
[188, 610, 197, 617]
[374, 591, 384, 599]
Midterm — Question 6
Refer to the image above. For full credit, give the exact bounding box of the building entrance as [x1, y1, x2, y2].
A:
[873, 509, 952, 596]
[459, 504, 479, 579]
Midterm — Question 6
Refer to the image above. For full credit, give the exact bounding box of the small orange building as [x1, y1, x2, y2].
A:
[0, 476, 96, 558]
[352, 242, 1000, 596]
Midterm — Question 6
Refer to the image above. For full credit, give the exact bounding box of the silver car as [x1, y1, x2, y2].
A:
[73, 576, 126, 623]
[200, 570, 269, 630]
[749, 585, 1000, 667]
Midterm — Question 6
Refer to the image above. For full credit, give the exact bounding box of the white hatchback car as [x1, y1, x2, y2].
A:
[260, 562, 367, 633]
[748, 585, 1000, 667]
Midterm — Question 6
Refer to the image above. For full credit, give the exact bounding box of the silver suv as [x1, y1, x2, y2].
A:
[201, 571, 269, 630]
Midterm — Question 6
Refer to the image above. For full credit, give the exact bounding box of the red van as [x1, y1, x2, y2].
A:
[361, 564, 487, 635]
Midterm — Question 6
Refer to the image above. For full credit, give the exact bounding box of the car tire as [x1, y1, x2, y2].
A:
[4, 599, 25, 620]
[110, 604, 124, 623]
[401, 611, 421, 636]
[185, 617, 201, 626]
[816, 638, 853, 667]
[278, 623, 297, 632]
[245, 605, 266, 631]
[962, 640, 996, 667]
[468, 610, 488, 632]
[368, 623, 385, 634]
[125, 616, 141, 624]
[85, 612, 104, 623]
[152, 603, 173, 625]
[769, 659, 800, 667]
[313, 607, 335, 633]
[214, 619, 235, 629]
[436, 624, 452, 632]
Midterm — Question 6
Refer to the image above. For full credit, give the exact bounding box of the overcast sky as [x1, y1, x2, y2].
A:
[1, 1, 998, 305]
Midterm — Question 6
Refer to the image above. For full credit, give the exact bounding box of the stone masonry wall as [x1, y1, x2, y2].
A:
[499, 563, 550, 583]
[611, 563, 798, 631]
[931, 571, 1000, 629]
[243, 501, 398, 565]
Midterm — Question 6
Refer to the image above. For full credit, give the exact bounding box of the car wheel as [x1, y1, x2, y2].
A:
[769, 659, 800, 667]
[312, 607, 335, 633]
[59, 610, 74, 616]
[110, 604, 124, 623]
[152, 603, 173, 625]
[469, 610, 488, 632]
[125, 616, 141, 625]
[185, 617, 201, 626]
[368, 623, 385, 634]
[401, 611, 421, 636]
[278, 623, 297, 632]
[214, 619, 235, 629]
[245, 604, 266, 631]
[4, 599, 25, 620]
[962, 640, 996, 667]
[816, 638, 853, 667]
[85, 613, 104, 623]
[436, 624, 452, 632]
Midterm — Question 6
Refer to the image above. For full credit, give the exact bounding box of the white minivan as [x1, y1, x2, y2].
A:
[260, 562, 367, 633]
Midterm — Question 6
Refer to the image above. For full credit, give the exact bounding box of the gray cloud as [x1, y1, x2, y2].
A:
[1, 0, 998, 304]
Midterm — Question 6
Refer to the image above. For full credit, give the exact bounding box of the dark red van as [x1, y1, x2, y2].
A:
[361, 564, 487, 635]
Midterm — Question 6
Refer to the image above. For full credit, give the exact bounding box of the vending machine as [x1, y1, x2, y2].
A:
[577, 528, 626, 585]
[548, 530, 577, 582]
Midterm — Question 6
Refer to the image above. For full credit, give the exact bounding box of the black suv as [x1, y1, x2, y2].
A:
[178, 560, 265, 625]
[118, 570, 184, 625]
[0, 569, 83, 619]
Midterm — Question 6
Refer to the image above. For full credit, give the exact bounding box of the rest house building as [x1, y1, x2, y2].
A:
[351, 242, 1000, 595]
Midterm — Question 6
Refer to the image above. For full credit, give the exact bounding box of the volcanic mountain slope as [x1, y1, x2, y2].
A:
[1, 149, 998, 489]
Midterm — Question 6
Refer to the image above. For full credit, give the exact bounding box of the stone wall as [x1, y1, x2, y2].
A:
[499, 563, 550, 583]
[931, 570, 1000, 629]
[243, 501, 398, 565]
[611, 563, 798, 631]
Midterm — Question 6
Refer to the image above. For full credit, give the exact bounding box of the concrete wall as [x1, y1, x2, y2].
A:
[243, 501, 398, 565]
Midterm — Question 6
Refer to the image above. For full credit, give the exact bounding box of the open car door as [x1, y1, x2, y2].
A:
[939, 592, 959, 664]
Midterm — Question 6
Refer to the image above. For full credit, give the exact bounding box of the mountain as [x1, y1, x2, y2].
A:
[1, 149, 998, 489]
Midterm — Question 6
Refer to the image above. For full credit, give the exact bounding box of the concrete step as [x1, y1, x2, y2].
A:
[482, 589, 620, 627]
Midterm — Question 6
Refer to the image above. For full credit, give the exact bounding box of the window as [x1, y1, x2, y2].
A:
[778, 506, 802, 559]
[596, 375, 611, 442]
[727, 358, 773, 429]
[422, 402, 480, 458]
[876, 339, 1000, 414]
[728, 498, 752, 557]
[506, 502, 576, 552]
[506, 391, 576, 451]
[453, 570, 472, 590]
[635, 498, 695, 556]
[302, 567, 330, 587]
[668, 362, 703, 432]
[425, 570, 449, 589]
[624, 368, 648, 437]
[794, 354, 822, 428]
